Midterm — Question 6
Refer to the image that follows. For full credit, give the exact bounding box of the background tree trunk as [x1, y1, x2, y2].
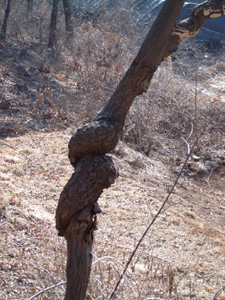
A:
[62, 0, 73, 35]
[1, 0, 11, 40]
[27, 0, 33, 13]
[48, 0, 59, 48]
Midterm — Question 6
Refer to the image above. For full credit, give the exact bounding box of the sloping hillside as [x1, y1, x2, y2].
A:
[0, 4, 225, 298]
[0, 129, 225, 299]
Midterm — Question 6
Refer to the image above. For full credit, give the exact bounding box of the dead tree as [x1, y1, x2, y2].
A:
[56, 0, 225, 299]
[0, 0, 11, 40]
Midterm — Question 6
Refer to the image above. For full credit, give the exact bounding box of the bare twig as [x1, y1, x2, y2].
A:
[194, 73, 198, 140]
[28, 281, 66, 300]
[92, 256, 127, 267]
[109, 131, 204, 300]
[207, 166, 217, 185]
[187, 121, 194, 141]
[182, 121, 194, 154]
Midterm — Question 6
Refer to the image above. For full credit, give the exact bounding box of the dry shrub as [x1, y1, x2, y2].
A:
[88, 242, 177, 300]
[123, 50, 224, 160]
[53, 19, 138, 121]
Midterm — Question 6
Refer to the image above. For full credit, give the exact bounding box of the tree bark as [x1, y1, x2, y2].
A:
[1, 0, 11, 40]
[48, 0, 59, 48]
[57, 1, 185, 299]
[64, 206, 97, 300]
[56, 0, 224, 299]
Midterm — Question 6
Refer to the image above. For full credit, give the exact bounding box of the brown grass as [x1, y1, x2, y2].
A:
[1, 131, 225, 299]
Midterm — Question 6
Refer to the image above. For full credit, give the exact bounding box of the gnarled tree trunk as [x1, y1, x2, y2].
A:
[56, 0, 225, 299]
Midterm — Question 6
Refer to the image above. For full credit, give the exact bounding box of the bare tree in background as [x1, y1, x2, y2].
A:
[48, 0, 59, 48]
[0, 0, 11, 40]
[49, 0, 73, 48]
[63, 0, 73, 35]
[56, 0, 225, 299]
[27, 0, 33, 13]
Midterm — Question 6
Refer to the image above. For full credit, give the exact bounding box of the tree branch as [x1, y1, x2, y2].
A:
[68, 0, 225, 168]
[68, 0, 185, 167]
[165, 0, 225, 56]
[29, 281, 66, 300]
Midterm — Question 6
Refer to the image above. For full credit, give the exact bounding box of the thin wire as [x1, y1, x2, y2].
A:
[109, 130, 204, 300]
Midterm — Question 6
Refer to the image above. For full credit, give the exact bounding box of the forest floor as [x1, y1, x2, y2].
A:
[0, 39, 225, 300]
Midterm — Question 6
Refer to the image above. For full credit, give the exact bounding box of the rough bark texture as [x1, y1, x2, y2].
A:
[64, 205, 99, 300]
[68, 0, 225, 167]
[56, 155, 118, 236]
[68, 0, 185, 167]
[56, 155, 118, 300]
[68, 119, 121, 167]
[56, 1, 224, 299]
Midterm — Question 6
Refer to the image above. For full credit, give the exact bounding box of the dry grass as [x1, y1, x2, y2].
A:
[1, 132, 225, 299]
[1, 1, 225, 299]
